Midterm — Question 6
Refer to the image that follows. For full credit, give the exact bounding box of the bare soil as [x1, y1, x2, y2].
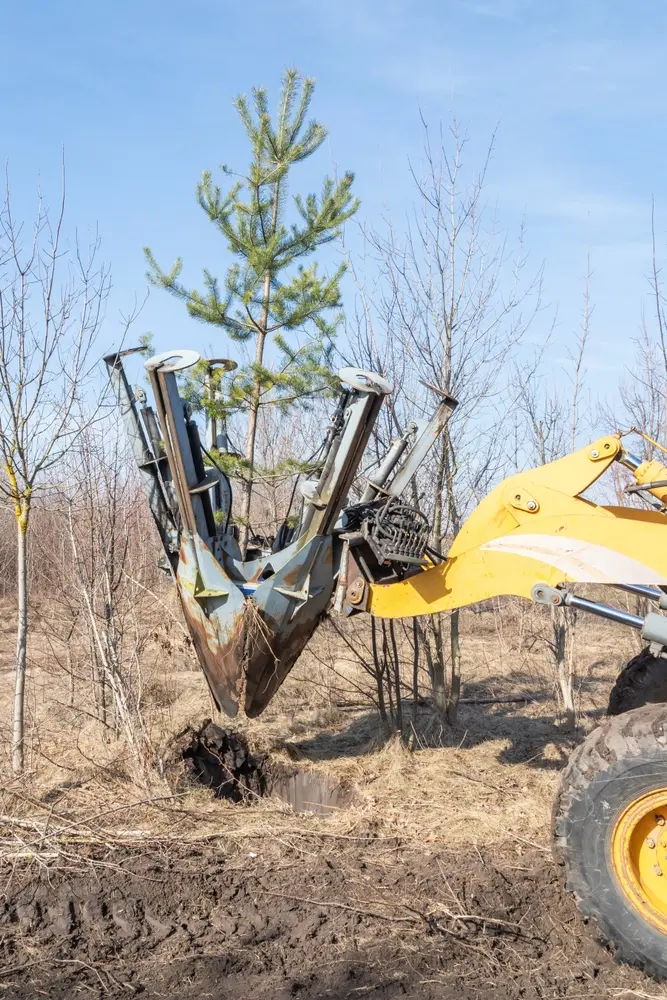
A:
[0, 595, 656, 998]
[0, 837, 654, 999]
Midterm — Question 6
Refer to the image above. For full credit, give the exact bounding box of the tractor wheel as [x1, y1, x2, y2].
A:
[553, 705, 667, 978]
[608, 648, 667, 716]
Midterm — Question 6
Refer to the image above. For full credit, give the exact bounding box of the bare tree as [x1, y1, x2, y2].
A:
[63, 424, 152, 765]
[513, 257, 592, 728]
[616, 202, 667, 456]
[606, 202, 667, 656]
[0, 177, 109, 773]
[318, 615, 409, 735]
[353, 115, 540, 723]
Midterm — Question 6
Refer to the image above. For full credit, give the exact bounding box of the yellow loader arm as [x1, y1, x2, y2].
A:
[368, 435, 667, 620]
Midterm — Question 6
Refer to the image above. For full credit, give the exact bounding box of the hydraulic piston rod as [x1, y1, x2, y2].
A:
[562, 593, 644, 629]
[531, 582, 644, 628]
[618, 448, 667, 509]
[619, 449, 643, 473]
[530, 582, 667, 655]
[613, 583, 664, 603]
[360, 424, 416, 502]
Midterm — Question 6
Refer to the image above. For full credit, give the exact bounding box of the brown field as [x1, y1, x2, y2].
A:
[0, 593, 664, 999]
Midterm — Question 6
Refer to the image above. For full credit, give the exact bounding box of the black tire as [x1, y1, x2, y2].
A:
[553, 705, 667, 978]
[608, 648, 667, 716]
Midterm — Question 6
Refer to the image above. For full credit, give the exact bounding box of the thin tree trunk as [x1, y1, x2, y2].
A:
[411, 618, 420, 731]
[555, 606, 576, 729]
[92, 648, 106, 725]
[12, 522, 28, 775]
[420, 618, 436, 692]
[388, 620, 403, 735]
[429, 440, 448, 713]
[444, 446, 462, 724]
[381, 621, 395, 727]
[431, 615, 447, 713]
[371, 618, 389, 732]
[67, 647, 75, 708]
[446, 609, 462, 724]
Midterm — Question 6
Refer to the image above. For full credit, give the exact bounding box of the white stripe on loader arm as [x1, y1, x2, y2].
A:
[480, 534, 667, 585]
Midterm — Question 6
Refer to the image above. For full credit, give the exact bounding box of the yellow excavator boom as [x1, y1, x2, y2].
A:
[368, 435, 667, 619]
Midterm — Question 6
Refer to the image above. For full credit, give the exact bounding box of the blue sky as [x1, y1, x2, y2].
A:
[2, 0, 666, 390]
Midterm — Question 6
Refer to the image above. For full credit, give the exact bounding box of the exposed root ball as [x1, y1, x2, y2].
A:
[178, 720, 267, 802]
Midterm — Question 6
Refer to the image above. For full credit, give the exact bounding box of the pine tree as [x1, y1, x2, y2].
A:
[145, 69, 358, 554]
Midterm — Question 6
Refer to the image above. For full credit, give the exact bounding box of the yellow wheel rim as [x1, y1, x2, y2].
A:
[612, 788, 667, 931]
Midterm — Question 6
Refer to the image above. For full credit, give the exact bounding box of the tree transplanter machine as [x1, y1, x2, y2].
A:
[109, 347, 667, 979]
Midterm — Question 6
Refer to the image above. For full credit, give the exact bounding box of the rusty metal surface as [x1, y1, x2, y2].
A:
[243, 536, 335, 717]
[177, 584, 245, 717]
[242, 608, 326, 718]
[341, 548, 369, 615]
[177, 534, 335, 718]
[176, 532, 247, 717]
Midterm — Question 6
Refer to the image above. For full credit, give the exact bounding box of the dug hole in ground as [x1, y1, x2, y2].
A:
[0, 593, 659, 1000]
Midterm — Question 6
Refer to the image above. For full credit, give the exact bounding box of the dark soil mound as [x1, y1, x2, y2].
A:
[175, 720, 353, 815]
[177, 719, 267, 802]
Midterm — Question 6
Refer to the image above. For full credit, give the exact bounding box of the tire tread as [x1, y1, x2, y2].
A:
[608, 649, 667, 717]
[553, 705, 667, 977]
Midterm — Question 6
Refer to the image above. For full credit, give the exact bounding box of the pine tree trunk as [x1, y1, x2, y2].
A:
[239, 309, 268, 557]
[12, 522, 28, 775]
[239, 179, 279, 558]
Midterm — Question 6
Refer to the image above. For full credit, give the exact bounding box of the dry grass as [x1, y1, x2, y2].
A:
[0, 590, 642, 863]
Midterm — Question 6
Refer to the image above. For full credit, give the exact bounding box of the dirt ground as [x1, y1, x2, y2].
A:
[0, 838, 657, 1000]
[0, 596, 663, 998]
